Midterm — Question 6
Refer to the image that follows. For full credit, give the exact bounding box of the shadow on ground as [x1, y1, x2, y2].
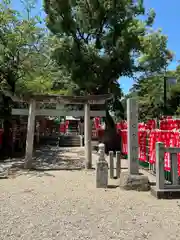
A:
[34, 146, 85, 170]
[107, 184, 119, 189]
[0, 146, 86, 178]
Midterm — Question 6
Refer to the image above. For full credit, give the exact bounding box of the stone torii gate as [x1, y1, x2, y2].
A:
[8, 92, 112, 169]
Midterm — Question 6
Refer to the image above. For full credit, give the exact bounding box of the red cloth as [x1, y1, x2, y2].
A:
[121, 130, 147, 161]
[94, 117, 101, 129]
[138, 131, 147, 161]
[160, 119, 179, 130]
[59, 123, 66, 133]
[65, 121, 69, 129]
[148, 130, 180, 172]
[121, 130, 128, 154]
[146, 119, 156, 130]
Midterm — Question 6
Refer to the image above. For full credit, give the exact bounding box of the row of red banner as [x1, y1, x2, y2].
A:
[120, 130, 180, 174]
[116, 120, 156, 131]
[117, 118, 180, 131]
[59, 118, 180, 134]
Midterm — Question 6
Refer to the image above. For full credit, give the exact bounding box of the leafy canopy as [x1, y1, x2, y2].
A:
[129, 68, 180, 121]
[44, 0, 172, 95]
[0, 0, 70, 97]
[0, 0, 46, 93]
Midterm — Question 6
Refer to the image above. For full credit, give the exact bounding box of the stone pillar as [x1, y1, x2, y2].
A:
[24, 99, 36, 169]
[84, 102, 92, 169]
[127, 98, 139, 174]
[116, 151, 121, 179]
[96, 143, 108, 188]
[109, 151, 114, 179]
[79, 135, 84, 147]
[155, 142, 165, 190]
[171, 153, 179, 185]
[119, 98, 150, 191]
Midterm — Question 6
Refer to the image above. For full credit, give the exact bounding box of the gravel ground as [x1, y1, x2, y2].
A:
[0, 147, 180, 240]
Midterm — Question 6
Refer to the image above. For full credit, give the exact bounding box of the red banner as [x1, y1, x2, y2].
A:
[146, 119, 156, 130]
[158, 131, 175, 171]
[121, 130, 147, 161]
[118, 120, 180, 174]
[118, 121, 127, 130]
[174, 132, 180, 175]
[65, 120, 69, 129]
[138, 131, 147, 161]
[94, 117, 101, 129]
[160, 119, 180, 130]
[138, 123, 146, 130]
[59, 123, 66, 133]
[148, 130, 180, 171]
[97, 129, 105, 138]
[121, 130, 128, 154]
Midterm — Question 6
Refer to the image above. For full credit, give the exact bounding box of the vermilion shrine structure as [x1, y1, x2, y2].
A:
[7, 92, 112, 169]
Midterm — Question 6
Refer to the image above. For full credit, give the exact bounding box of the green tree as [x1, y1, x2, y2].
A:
[130, 75, 164, 121]
[130, 70, 178, 121]
[167, 65, 180, 116]
[0, 0, 50, 156]
[44, 0, 172, 131]
[0, 1, 46, 98]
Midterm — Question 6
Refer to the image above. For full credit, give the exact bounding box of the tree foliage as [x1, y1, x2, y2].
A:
[44, 0, 172, 125]
[0, 1, 45, 94]
[0, 1, 71, 108]
[129, 68, 180, 121]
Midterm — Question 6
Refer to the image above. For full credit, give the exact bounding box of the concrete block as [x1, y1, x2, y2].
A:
[119, 171, 150, 191]
[151, 186, 180, 199]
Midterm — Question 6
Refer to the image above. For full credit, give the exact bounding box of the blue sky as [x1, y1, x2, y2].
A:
[10, 0, 180, 94]
[121, 0, 180, 93]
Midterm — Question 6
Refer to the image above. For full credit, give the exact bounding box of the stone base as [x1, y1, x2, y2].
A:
[119, 172, 150, 191]
[151, 186, 180, 199]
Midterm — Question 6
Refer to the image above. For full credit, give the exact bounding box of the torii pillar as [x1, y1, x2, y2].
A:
[84, 102, 92, 169]
[24, 99, 36, 169]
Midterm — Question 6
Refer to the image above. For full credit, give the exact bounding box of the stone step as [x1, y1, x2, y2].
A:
[58, 135, 81, 147]
[59, 144, 81, 147]
[59, 141, 80, 143]
[59, 141, 81, 144]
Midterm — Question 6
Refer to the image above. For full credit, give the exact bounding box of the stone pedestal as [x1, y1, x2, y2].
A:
[96, 143, 108, 188]
[119, 172, 150, 191]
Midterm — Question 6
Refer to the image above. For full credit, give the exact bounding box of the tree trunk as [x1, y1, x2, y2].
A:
[100, 109, 121, 154]
[105, 109, 116, 131]
[2, 95, 13, 159]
